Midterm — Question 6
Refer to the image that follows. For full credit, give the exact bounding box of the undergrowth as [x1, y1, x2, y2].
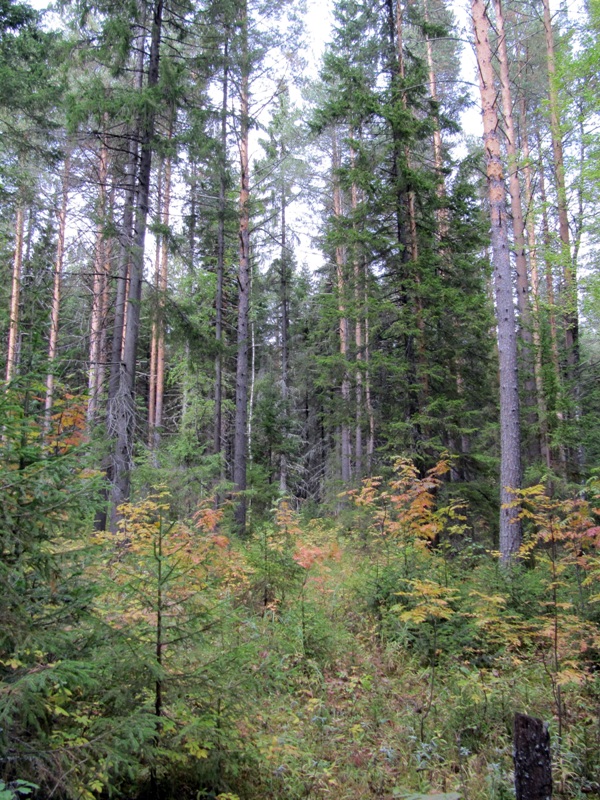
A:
[2, 437, 600, 799]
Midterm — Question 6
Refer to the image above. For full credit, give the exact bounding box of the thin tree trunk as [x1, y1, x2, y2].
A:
[542, 0, 577, 374]
[150, 118, 173, 452]
[332, 130, 351, 484]
[248, 258, 256, 465]
[182, 160, 196, 439]
[6, 206, 25, 383]
[44, 155, 71, 430]
[214, 38, 228, 459]
[394, 0, 419, 267]
[108, 10, 147, 412]
[233, 2, 251, 533]
[537, 144, 562, 393]
[389, 0, 427, 421]
[538, 138, 567, 476]
[520, 103, 551, 469]
[279, 168, 289, 494]
[148, 166, 162, 439]
[87, 141, 109, 423]
[423, 0, 446, 221]
[364, 306, 375, 474]
[110, 0, 164, 529]
[493, 0, 538, 458]
[350, 146, 363, 480]
[423, 0, 447, 199]
[472, 0, 522, 562]
[98, 181, 115, 407]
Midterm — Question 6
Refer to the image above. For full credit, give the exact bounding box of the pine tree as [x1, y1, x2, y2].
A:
[471, 0, 522, 561]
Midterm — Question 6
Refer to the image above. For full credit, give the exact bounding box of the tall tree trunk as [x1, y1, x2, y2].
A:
[110, 0, 164, 529]
[350, 146, 363, 480]
[44, 155, 71, 430]
[95, 10, 147, 532]
[6, 205, 25, 383]
[386, 0, 426, 432]
[98, 181, 115, 407]
[248, 256, 256, 467]
[233, 3, 251, 533]
[521, 109, 551, 469]
[538, 137, 567, 476]
[149, 118, 173, 453]
[542, 0, 577, 375]
[87, 141, 109, 423]
[423, 0, 446, 219]
[279, 168, 289, 494]
[148, 162, 162, 440]
[332, 130, 351, 485]
[108, 10, 147, 412]
[493, 0, 538, 458]
[472, 0, 522, 562]
[214, 38, 228, 459]
[364, 304, 375, 474]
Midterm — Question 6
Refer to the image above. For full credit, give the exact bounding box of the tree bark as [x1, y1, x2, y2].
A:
[332, 130, 351, 485]
[44, 155, 71, 430]
[521, 110, 550, 469]
[350, 145, 363, 480]
[514, 713, 552, 800]
[214, 37, 228, 459]
[6, 205, 25, 383]
[233, 2, 251, 534]
[423, 0, 445, 212]
[542, 0, 577, 374]
[87, 141, 109, 423]
[149, 116, 173, 453]
[538, 135, 567, 475]
[148, 160, 163, 439]
[493, 0, 538, 457]
[110, 0, 164, 529]
[279, 165, 289, 494]
[364, 305, 375, 474]
[472, 0, 522, 562]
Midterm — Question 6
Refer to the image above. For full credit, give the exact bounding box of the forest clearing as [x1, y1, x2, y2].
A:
[1, 0, 600, 796]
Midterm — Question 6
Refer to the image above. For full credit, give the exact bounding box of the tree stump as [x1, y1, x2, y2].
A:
[514, 712, 552, 799]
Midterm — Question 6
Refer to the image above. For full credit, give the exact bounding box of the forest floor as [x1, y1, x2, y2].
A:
[5, 465, 600, 800]
[180, 499, 600, 800]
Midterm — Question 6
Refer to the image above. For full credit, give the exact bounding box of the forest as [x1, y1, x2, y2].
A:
[1, 0, 600, 796]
